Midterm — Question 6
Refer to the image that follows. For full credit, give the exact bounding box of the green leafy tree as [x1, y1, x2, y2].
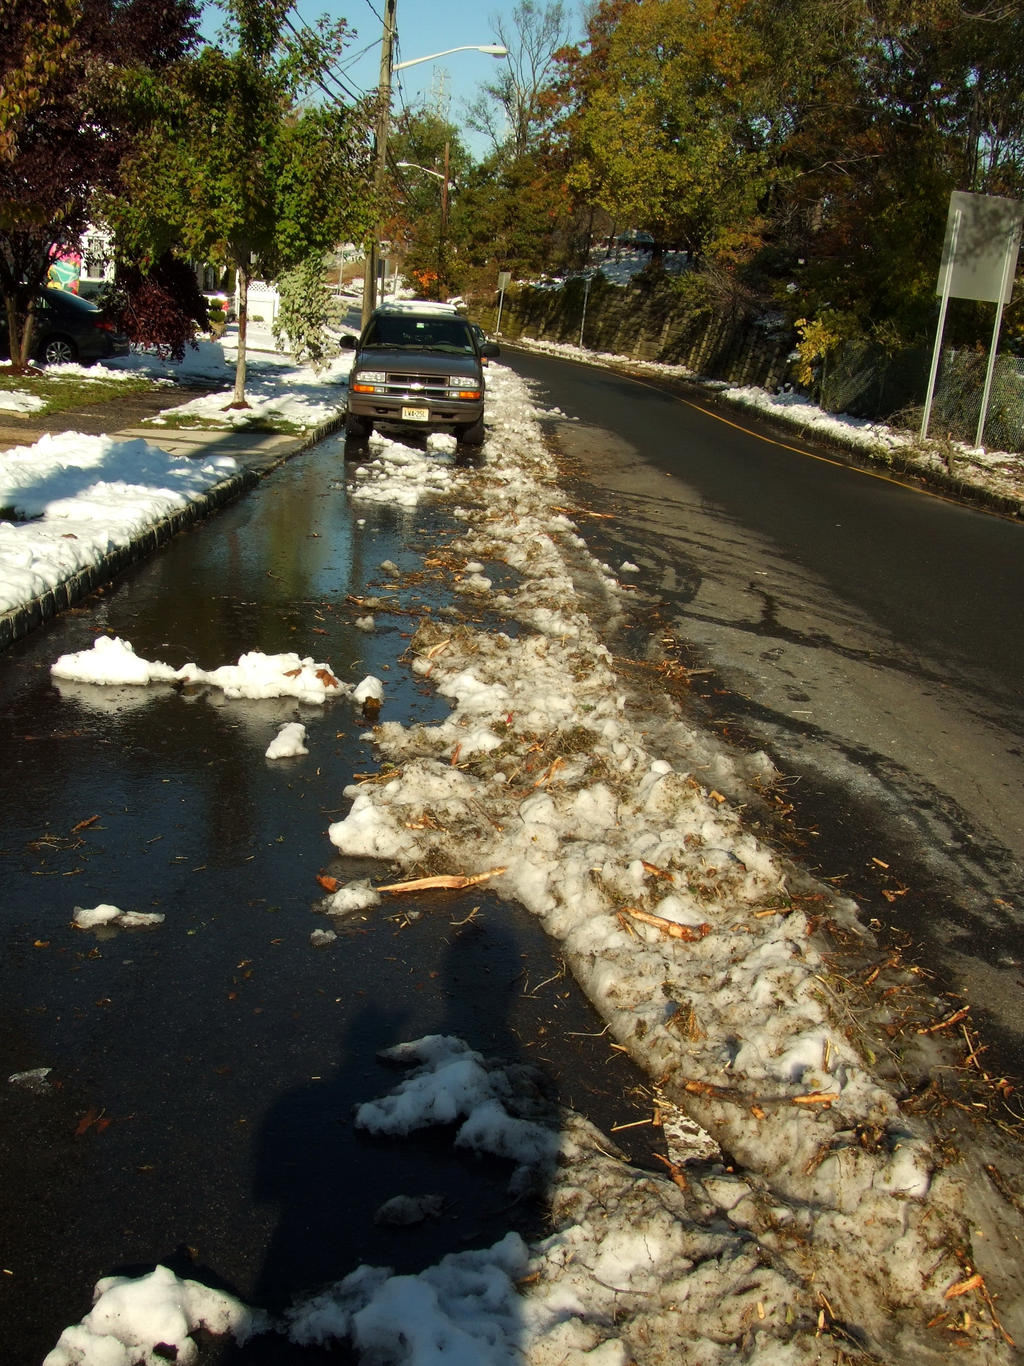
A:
[273, 254, 332, 368]
[452, 148, 572, 282]
[111, 0, 374, 404]
[385, 107, 470, 297]
[563, 0, 771, 265]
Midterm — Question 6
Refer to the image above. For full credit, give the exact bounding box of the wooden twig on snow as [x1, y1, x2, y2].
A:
[377, 867, 507, 895]
[621, 906, 710, 941]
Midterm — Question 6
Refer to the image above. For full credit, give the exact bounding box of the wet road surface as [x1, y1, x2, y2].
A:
[501, 345, 1024, 1081]
[0, 437, 661, 1362]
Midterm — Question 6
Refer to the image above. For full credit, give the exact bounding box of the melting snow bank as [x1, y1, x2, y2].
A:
[47, 1038, 886, 1364]
[51, 635, 357, 706]
[322, 365, 1022, 1359]
[286, 1037, 846, 1363]
[44, 1264, 265, 1366]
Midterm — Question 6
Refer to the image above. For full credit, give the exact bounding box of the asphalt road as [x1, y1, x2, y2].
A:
[502, 344, 1024, 1079]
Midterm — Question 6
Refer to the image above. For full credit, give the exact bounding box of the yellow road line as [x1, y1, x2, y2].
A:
[618, 368, 965, 506]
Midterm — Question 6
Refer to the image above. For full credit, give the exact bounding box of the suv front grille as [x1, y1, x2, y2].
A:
[381, 373, 449, 397]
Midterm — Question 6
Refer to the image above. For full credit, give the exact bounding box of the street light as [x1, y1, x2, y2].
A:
[394, 44, 507, 72]
[361, 10, 507, 325]
[396, 162, 444, 179]
[397, 153, 451, 299]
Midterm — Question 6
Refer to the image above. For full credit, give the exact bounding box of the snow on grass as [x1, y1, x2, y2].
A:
[0, 388, 47, 413]
[141, 351, 350, 430]
[104, 323, 353, 430]
[0, 433, 239, 613]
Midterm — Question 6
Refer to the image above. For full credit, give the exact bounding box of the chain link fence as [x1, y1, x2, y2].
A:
[930, 348, 1024, 453]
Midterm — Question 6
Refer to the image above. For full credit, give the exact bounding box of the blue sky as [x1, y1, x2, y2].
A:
[201, 0, 582, 153]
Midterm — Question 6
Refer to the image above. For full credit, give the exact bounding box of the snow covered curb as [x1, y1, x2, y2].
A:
[0, 432, 253, 649]
[0, 411, 345, 651]
[509, 335, 1024, 517]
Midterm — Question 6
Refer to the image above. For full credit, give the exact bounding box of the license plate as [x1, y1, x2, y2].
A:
[401, 406, 430, 422]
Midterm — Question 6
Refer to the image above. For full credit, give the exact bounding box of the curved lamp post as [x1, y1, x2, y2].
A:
[361, 9, 506, 324]
[397, 156, 451, 299]
[395, 43, 507, 72]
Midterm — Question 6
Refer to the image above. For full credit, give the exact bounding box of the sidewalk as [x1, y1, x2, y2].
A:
[0, 411, 345, 651]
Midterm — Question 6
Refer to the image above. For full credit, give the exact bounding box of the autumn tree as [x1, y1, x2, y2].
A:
[386, 106, 471, 298]
[0, 0, 199, 372]
[560, 0, 1024, 354]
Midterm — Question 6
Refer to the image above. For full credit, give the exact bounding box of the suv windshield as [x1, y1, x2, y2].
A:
[362, 314, 476, 355]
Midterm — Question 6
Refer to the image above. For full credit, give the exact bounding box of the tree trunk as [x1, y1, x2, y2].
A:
[230, 263, 250, 408]
[3, 294, 34, 375]
[18, 297, 37, 371]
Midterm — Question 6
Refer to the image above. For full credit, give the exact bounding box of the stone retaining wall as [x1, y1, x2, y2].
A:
[476, 274, 794, 392]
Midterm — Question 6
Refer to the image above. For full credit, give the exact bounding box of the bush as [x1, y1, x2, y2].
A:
[273, 257, 332, 370]
[111, 254, 209, 361]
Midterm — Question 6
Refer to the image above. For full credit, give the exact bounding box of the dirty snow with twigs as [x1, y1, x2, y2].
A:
[43, 358, 1024, 1364]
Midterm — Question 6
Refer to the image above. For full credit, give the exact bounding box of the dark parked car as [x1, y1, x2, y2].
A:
[0, 288, 130, 366]
[341, 302, 499, 455]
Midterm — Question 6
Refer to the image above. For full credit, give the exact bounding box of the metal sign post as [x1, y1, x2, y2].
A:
[922, 190, 1023, 444]
[976, 235, 1020, 447]
[921, 207, 961, 441]
[495, 270, 511, 335]
[579, 271, 594, 349]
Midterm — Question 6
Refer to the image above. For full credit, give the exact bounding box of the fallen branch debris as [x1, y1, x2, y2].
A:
[376, 868, 507, 895]
[621, 906, 711, 941]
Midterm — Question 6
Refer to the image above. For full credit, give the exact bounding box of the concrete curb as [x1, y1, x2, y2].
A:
[0, 410, 346, 652]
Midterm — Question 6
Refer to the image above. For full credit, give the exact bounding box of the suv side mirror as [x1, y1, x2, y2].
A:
[480, 341, 500, 358]
[339, 334, 358, 350]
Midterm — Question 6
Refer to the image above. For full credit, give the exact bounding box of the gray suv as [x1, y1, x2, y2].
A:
[342, 304, 499, 455]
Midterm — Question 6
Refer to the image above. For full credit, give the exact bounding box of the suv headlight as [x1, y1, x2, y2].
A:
[352, 369, 386, 393]
[448, 376, 481, 399]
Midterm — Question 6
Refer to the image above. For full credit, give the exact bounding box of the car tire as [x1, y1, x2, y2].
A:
[345, 413, 372, 440]
[41, 334, 77, 366]
[343, 413, 372, 461]
[455, 416, 485, 447]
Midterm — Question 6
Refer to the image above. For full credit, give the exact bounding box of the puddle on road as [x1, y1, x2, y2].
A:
[0, 438, 666, 1363]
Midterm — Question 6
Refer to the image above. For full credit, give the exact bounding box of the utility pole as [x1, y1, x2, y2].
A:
[438, 139, 449, 297]
[361, 0, 396, 328]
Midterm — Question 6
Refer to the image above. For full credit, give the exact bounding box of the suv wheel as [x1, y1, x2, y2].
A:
[455, 416, 485, 447]
[345, 413, 372, 439]
[41, 334, 77, 366]
[343, 412, 372, 460]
